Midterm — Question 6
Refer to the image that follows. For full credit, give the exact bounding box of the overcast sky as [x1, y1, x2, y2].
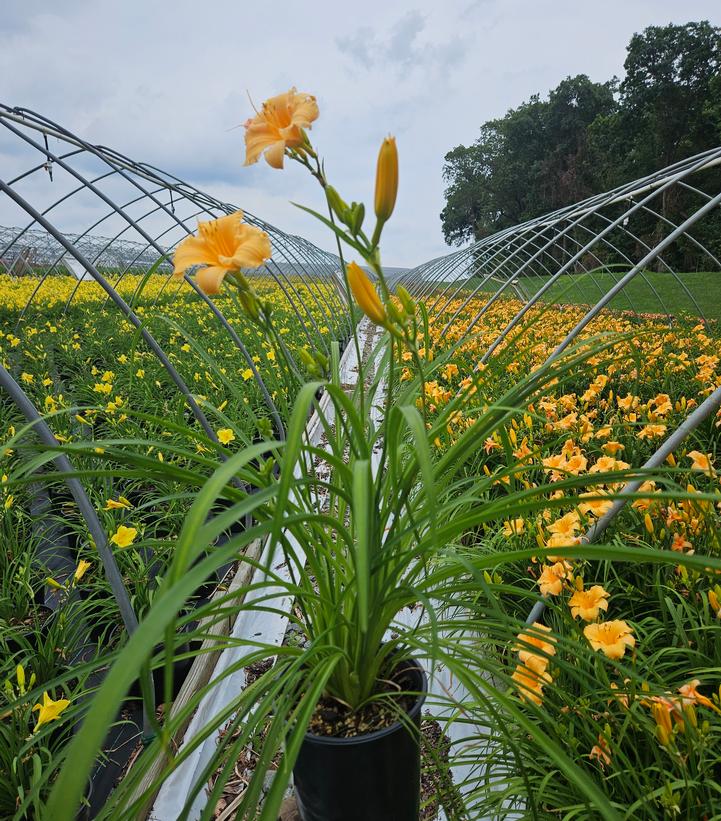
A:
[2, 0, 720, 267]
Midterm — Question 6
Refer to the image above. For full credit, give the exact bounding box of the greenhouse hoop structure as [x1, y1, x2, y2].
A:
[1, 100, 721, 821]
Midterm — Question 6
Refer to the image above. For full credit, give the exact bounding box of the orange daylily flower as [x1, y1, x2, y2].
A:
[244, 88, 319, 169]
[569, 584, 610, 621]
[584, 620, 635, 660]
[173, 212, 271, 295]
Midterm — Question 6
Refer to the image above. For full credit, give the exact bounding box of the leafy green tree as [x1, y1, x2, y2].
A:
[441, 21, 721, 264]
[441, 76, 615, 243]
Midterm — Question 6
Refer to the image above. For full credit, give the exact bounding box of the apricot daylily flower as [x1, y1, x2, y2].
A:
[569, 585, 610, 621]
[514, 622, 556, 664]
[244, 88, 319, 169]
[677, 679, 714, 709]
[638, 423, 667, 440]
[33, 691, 70, 732]
[687, 450, 714, 473]
[579, 491, 613, 518]
[588, 734, 611, 768]
[347, 262, 387, 327]
[502, 518, 525, 538]
[601, 440, 624, 456]
[630, 481, 657, 511]
[512, 655, 552, 706]
[538, 561, 572, 597]
[589, 456, 630, 474]
[547, 511, 580, 538]
[173, 212, 271, 295]
[584, 620, 635, 660]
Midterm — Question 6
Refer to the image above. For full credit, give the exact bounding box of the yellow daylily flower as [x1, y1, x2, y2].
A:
[74, 560, 92, 582]
[569, 585, 610, 621]
[110, 525, 138, 549]
[104, 496, 132, 511]
[33, 691, 70, 732]
[217, 428, 236, 445]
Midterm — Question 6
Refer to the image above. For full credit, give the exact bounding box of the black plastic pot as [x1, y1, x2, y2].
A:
[293, 657, 427, 821]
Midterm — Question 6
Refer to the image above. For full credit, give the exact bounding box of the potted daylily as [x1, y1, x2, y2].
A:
[47, 89, 597, 821]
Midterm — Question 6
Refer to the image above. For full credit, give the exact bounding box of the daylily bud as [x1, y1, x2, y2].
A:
[346, 262, 387, 327]
[708, 589, 720, 616]
[374, 136, 398, 223]
[396, 285, 415, 315]
[652, 703, 673, 746]
[238, 291, 261, 321]
[349, 202, 365, 235]
[298, 348, 316, 368]
[644, 513, 654, 535]
[325, 186, 349, 221]
[683, 703, 698, 729]
[386, 301, 404, 325]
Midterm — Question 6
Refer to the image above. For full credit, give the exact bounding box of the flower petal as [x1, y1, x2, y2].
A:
[173, 235, 216, 276]
[264, 140, 287, 169]
[195, 266, 228, 295]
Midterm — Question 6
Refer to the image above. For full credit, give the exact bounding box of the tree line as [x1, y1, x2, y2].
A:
[441, 21, 721, 270]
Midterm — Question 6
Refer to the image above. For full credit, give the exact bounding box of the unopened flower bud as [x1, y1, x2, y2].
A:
[396, 285, 415, 315]
[374, 136, 398, 223]
[349, 202, 365, 235]
[346, 262, 387, 327]
[325, 185, 349, 222]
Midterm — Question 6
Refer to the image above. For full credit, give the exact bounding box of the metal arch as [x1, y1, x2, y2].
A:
[548, 186, 721, 362]
[0, 180, 220, 441]
[399, 146, 721, 363]
[0, 103, 346, 444]
[476, 149, 721, 364]
[0, 105, 345, 335]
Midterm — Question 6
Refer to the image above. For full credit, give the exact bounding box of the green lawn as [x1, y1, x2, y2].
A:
[464, 270, 721, 322]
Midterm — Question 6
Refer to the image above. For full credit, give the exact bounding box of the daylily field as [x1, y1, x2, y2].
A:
[2, 273, 721, 817]
[0, 272, 346, 816]
[412, 294, 721, 816]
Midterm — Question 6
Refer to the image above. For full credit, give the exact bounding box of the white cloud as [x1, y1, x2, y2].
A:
[1, 0, 720, 267]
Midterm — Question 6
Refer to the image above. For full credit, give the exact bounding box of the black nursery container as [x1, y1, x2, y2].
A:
[293, 657, 427, 821]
